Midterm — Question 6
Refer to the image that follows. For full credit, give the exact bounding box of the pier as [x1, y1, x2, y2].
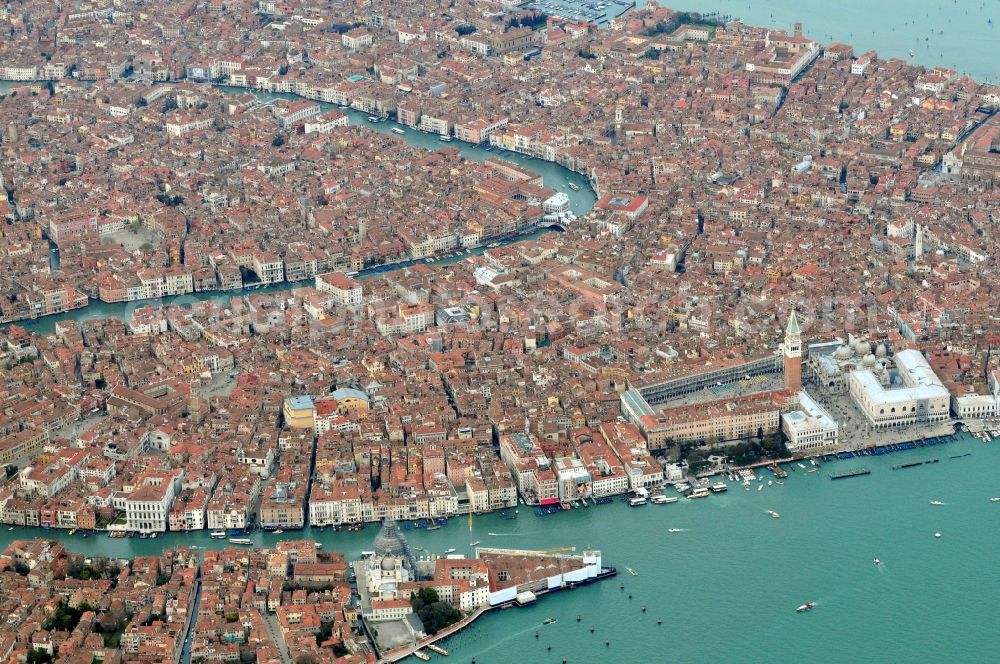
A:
[376, 567, 617, 663]
[829, 468, 871, 480]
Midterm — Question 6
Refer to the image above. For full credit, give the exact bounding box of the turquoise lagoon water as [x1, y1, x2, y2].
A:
[1, 434, 997, 663]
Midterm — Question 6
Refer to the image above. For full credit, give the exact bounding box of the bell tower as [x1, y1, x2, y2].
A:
[783, 310, 802, 391]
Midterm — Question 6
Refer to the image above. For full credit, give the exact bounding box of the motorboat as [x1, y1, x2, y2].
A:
[796, 602, 816, 613]
[543, 617, 558, 625]
[991, 498, 1000, 502]
[934, 532, 942, 538]
[470, 540, 480, 546]
[210, 531, 226, 539]
[929, 500, 943, 506]
[667, 528, 683, 533]
[273, 529, 284, 534]
[767, 510, 780, 519]
[392, 127, 406, 135]
[413, 651, 430, 661]
[229, 537, 253, 545]
[444, 548, 456, 554]
[873, 557, 881, 566]
[625, 567, 638, 576]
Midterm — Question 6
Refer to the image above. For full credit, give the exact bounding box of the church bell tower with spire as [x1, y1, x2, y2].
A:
[783, 310, 802, 391]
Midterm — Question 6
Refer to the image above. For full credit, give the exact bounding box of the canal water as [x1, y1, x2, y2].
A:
[2, 433, 997, 662]
[660, 0, 1000, 82]
[0, 81, 596, 334]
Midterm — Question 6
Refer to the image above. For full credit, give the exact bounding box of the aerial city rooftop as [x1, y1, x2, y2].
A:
[1, 0, 1000, 660]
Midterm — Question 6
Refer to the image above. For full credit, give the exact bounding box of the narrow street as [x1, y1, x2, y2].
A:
[179, 550, 203, 664]
[264, 611, 293, 664]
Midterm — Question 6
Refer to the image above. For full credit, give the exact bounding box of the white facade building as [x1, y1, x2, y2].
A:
[782, 391, 840, 452]
[848, 349, 951, 429]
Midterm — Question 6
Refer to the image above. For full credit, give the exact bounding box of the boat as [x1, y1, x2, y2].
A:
[873, 557, 881, 566]
[710, 482, 728, 493]
[444, 548, 456, 554]
[991, 498, 1000, 502]
[567, 182, 580, 191]
[660, 496, 679, 504]
[688, 487, 710, 499]
[470, 540, 480, 546]
[807, 468, 818, 473]
[757, 484, 763, 492]
[627, 496, 647, 507]
[625, 567, 638, 576]
[934, 532, 942, 538]
[426, 523, 441, 531]
[767, 510, 780, 519]
[542, 617, 558, 625]
[392, 127, 406, 135]
[427, 644, 449, 656]
[413, 650, 431, 661]
[315, 543, 322, 548]
[929, 500, 943, 506]
[439, 135, 453, 142]
[797, 463, 807, 469]
[796, 602, 816, 613]
[68, 528, 77, 536]
[228, 537, 253, 545]
[650, 494, 669, 504]
[366, 116, 378, 122]
[668, 528, 683, 533]
[210, 531, 226, 539]
[273, 529, 284, 534]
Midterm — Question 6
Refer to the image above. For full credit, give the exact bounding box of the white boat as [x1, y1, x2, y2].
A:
[797, 463, 807, 469]
[470, 540, 480, 546]
[625, 567, 638, 576]
[873, 557, 881, 566]
[274, 529, 284, 534]
[934, 532, 942, 538]
[413, 651, 430, 661]
[650, 495, 669, 504]
[444, 548, 456, 554]
[991, 498, 1000, 502]
[667, 528, 683, 533]
[929, 500, 943, 506]
[567, 182, 580, 191]
[757, 484, 763, 492]
[767, 510, 780, 519]
[427, 644, 449, 656]
[315, 543, 322, 548]
[439, 135, 453, 142]
[392, 127, 406, 135]
[229, 537, 253, 545]
[796, 602, 816, 613]
[210, 531, 226, 539]
[628, 496, 647, 506]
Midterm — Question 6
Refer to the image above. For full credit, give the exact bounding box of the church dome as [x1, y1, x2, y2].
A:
[834, 345, 852, 360]
[863, 353, 878, 368]
[854, 341, 870, 356]
[875, 343, 888, 358]
[374, 519, 409, 559]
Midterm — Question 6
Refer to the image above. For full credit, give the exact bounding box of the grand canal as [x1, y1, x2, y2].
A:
[0, 80, 597, 335]
[1, 434, 998, 663]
